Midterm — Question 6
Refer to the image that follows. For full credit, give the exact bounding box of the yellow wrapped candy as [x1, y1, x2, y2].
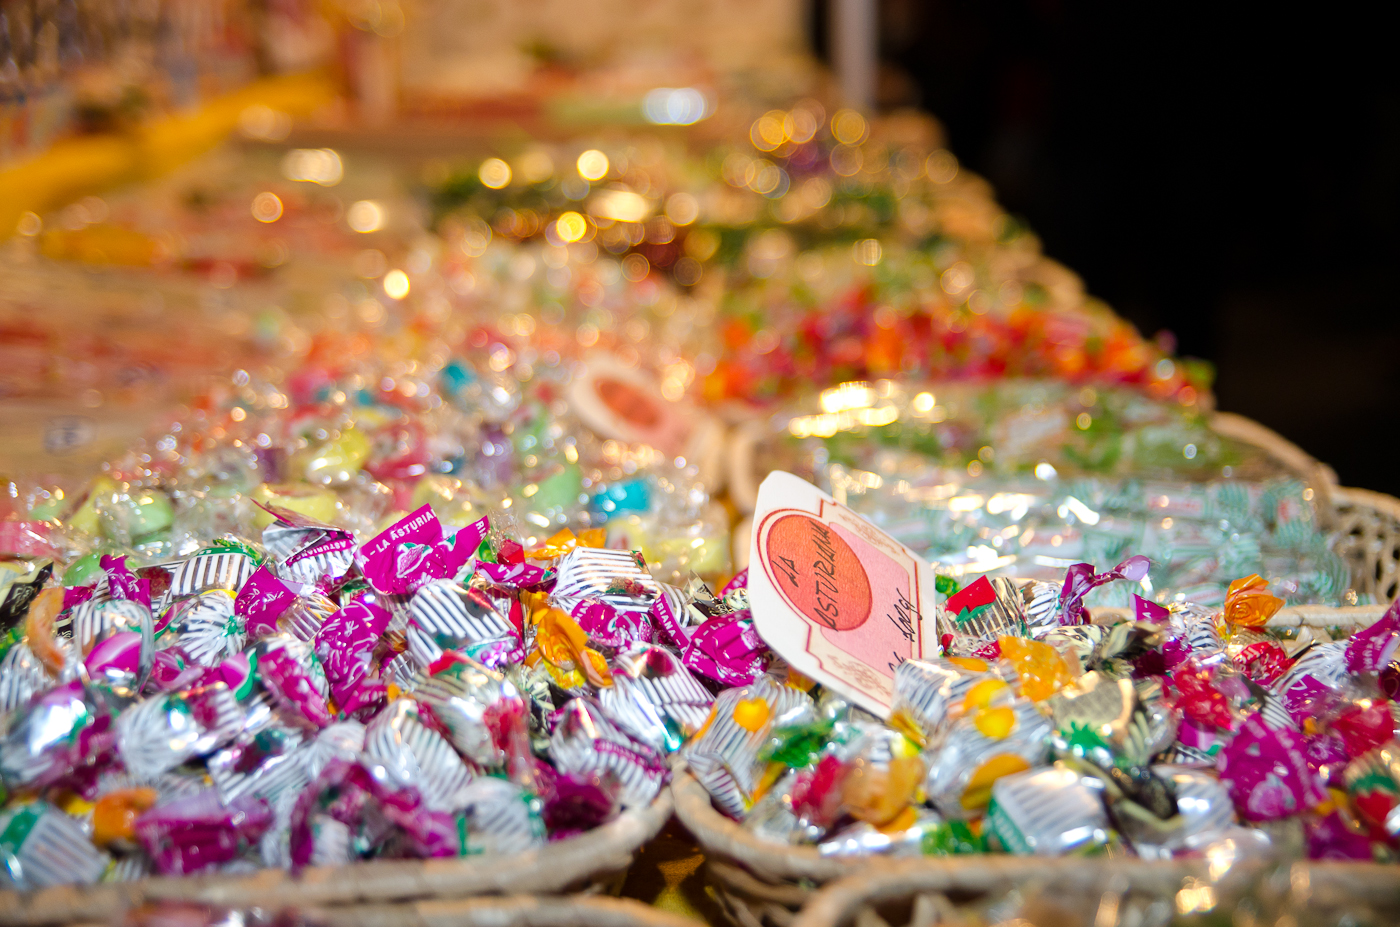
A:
[526, 607, 612, 688]
[842, 753, 926, 827]
[998, 636, 1073, 702]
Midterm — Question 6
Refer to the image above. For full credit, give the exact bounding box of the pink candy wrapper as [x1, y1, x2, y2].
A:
[235, 566, 296, 638]
[315, 594, 393, 716]
[289, 757, 459, 866]
[136, 788, 273, 875]
[1059, 555, 1151, 626]
[357, 506, 486, 596]
[1217, 714, 1327, 821]
[1346, 600, 1400, 673]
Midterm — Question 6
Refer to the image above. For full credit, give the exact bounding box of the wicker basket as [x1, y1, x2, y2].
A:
[0, 791, 673, 927]
[676, 768, 1400, 927]
[789, 857, 1400, 927]
[318, 894, 702, 927]
[726, 408, 1400, 614]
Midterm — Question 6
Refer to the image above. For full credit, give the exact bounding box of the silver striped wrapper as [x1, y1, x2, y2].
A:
[258, 784, 308, 870]
[1169, 603, 1225, 662]
[891, 658, 999, 746]
[165, 552, 255, 600]
[384, 650, 424, 695]
[454, 777, 545, 856]
[115, 682, 246, 779]
[844, 721, 915, 768]
[552, 547, 659, 614]
[1273, 640, 1348, 704]
[923, 697, 1052, 819]
[549, 698, 667, 809]
[600, 644, 715, 753]
[506, 663, 556, 754]
[106, 853, 153, 883]
[1048, 671, 1176, 770]
[0, 801, 110, 890]
[1048, 671, 1133, 732]
[0, 684, 98, 788]
[682, 677, 815, 818]
[72, 598, 150, 654]
[279, 593, 338, 643]
[60, 580, 113, 636]
[985, 764, 1111, 856]
[0, 640, 55, 714]
[818, 807, 944, 857]
[653, 582, 705, 628]
[73, 598, 154, 697]
[164, 590, 243, 666]
[1021, 580, 1063, 635]
[741, 769, 811, 845]
[1131, 765, 1236, 858]
[265, 519, 356, 586]
[263, 521, 313, 562]
[407, 580, 517, 668]
[280, 543, 356, 586]
[1256, 692, 1297, 731]
[306, 814, 354, 867]
[365, 699, 476, 812]
[1039, 624, 1105, 667]
[96, 768, 208, 802]
[1156, 741, 1221, 768]
[936, 577, 1027, 643]
[207, 725, 309, 807]
[413, 656, 524, 768]
[302, 720, 368, 781]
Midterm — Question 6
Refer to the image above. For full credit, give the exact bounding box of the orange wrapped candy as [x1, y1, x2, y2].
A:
[92, 788, 160, 847]
[1222, 574, 1284, 628]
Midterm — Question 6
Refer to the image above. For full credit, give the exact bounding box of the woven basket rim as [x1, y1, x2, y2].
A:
[317, 893, 704, 927]
[0, 790, 673, 927]
[672, 768, 850, 884]
[678, 747, 1400, 898]
[789, 856, 1400, 927]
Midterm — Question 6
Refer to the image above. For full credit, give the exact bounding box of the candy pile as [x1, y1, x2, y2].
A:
[686, 562, 1400, 863]
[0, 350, 738, 890]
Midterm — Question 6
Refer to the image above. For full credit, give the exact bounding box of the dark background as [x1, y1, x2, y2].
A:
[816, 2, 1400, 495]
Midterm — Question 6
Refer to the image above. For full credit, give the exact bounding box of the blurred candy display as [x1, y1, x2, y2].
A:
[427, 104, 1207, 409]
[745, 380, 1353, 606]
[686, 561, 1400, 868]
[0, 144, 422, 480]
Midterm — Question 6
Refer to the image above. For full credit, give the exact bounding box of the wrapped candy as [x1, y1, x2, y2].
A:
[134, 789, 272, 876]
[453, 777, 546, 855]
[0, 682, 113, 792]
[289, 758, 458, 866]
[408, 580, 522, 669]
[412, 651, 532, 774]
[923, 695, 1051, 817]
[985, 764, 1112, 856]
[0, 801, 111, 889]
[549, 698, 667, 808]
[116, 683, 245, 779]
[365, 699, 478, 812]
[599, 643, 715, 753]
[683, 677, 815, 817]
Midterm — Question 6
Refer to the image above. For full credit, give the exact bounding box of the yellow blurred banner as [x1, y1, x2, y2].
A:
[0, 72, 337, 239]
